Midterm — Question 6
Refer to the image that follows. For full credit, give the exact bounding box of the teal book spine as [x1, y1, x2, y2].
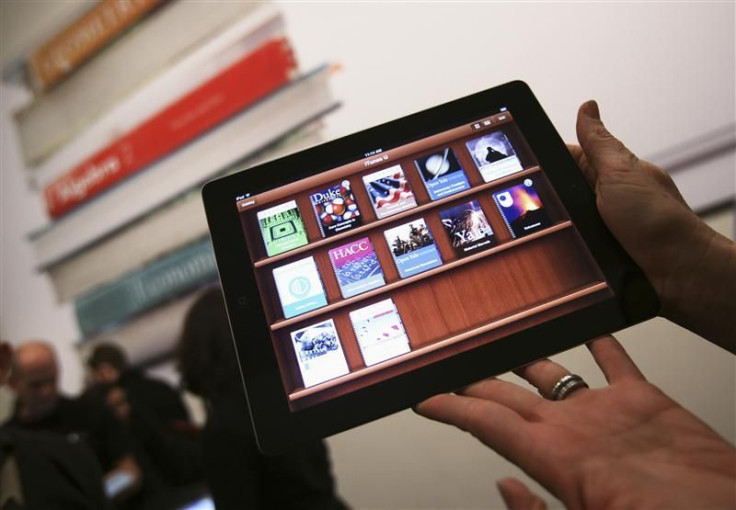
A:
[75, 238, 217, 337]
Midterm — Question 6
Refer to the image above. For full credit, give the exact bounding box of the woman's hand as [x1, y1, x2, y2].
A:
[415, 336, 736, 509]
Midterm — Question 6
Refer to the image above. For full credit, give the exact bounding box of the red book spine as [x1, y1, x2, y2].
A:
[44, 37, 296, 218]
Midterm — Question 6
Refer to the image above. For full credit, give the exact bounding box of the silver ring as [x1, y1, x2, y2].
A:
[549, 374, 588, 401]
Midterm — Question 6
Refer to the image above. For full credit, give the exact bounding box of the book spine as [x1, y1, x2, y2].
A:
[44, 37, 296, 218]
[28, 0, 164, 93]
[74, 238, 217, 338]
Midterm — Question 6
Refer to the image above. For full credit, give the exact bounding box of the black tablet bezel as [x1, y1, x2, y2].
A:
[202, 80, 659, 454]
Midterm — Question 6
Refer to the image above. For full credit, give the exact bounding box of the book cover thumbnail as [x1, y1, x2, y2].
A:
[438, 200, 497, 257]
[362, 164, 417, 219]
[414, 148, 470, 201]
[466, 130, 523, 183]
[273, 256, 328, 319]
[290, 318, 350, 388]
[492, 179, 551, 238]
[328, 237, 386, 298]
[349, 298, 411, 367]
[257, 200, 309, 257]
[383, 218, 443, 278]
[310, 180, 363, 238]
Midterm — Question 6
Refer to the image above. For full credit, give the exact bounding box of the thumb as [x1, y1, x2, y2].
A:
[497, 477, 548, 510]
[576, 100, 640, 179]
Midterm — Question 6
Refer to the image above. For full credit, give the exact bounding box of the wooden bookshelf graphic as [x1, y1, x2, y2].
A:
[239, 114, 613, 410]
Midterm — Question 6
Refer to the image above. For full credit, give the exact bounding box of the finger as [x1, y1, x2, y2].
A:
[497, 477, 548, 510]
[514, 358, 586, 399]
[415, 393, 528, 459]
[586, 335, 645, 383]
[576, 100, 641, 176]
[567, 143, 597, 188]
[459, 377, 541, 418]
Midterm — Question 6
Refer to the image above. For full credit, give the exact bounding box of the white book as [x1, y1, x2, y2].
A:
[30, 5, 284, 188]
[30, 67, 337, 269]
[15, 0, 264, 166]
[46, 126, 324, 302]
[349, 298, 411, 367]
[290, 319, 350, 388]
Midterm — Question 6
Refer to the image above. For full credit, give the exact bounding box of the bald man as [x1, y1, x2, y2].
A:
[7, 341, 142, 502]
[1, 341, 110, 509]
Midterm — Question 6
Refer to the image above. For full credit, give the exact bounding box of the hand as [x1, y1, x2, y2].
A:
[570, 102, 736, 351]
[415, 336, 736, 509]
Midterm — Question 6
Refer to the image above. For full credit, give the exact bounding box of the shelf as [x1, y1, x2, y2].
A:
[288, 280, 610, 401]
[270, 219, 574, 331]
[253, 165, 542, 268]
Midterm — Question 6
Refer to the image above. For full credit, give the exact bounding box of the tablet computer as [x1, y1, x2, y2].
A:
[202, 81, 659, 454]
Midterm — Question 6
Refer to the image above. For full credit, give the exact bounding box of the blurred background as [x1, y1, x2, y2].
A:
[1, 2, 734, 509]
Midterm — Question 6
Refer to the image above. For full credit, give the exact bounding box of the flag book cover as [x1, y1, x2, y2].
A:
[438, 200, 497, 257]
[414, 147, 470, 201]
[273, 256, 328, 318]
[362, 165, 417, 218]
[466, 130, 523, 183]
[290, 319, 350, 388]
[349, 298, 411, 367]
[383, 218, 443, 279]
[310, 180, 363, 238]
[257, 200, 309, 257]
[492, 179, 551, 238]
[328, 237, 386, 298]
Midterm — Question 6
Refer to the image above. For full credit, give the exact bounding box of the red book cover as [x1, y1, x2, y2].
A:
[44, 37, 296, 218]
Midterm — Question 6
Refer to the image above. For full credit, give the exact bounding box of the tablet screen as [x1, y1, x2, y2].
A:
[234, 109, 613, 411]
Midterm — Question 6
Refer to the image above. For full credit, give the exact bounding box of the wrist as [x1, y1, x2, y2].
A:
[658, 221, 736, 349]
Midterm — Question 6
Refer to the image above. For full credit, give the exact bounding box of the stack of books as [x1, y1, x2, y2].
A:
[9, 0, 339, 366]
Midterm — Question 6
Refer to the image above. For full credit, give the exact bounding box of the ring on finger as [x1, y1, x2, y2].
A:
[547, 374, 588, 401]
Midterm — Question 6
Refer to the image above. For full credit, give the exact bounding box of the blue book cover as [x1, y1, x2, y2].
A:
[273, 256, 328, 318]
[414, 147, 470, 201]
[328, 237, 386, 298]
[438, 200, 497, 257]
[383, 218, 443, 278]
[75, 238, 217, 337]
[492, 178, 551, 238]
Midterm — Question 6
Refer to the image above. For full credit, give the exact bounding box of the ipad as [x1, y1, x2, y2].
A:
[202, 81, 659, 454]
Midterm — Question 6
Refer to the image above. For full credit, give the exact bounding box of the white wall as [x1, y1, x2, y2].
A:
[1, 3, 734, 509]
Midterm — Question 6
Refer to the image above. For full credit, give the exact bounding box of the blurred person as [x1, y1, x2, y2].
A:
[177, 287, 350, 510]
[0, 341, 109, 509]
[88, 342, 191, 428]
[416, 101, 736, 509]
[97, 381, 204, 490]
[7, 341, 142, 503]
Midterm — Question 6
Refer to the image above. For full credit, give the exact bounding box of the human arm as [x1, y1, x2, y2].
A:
[415, 336, 736, 509]
[570, 101, 736, 352]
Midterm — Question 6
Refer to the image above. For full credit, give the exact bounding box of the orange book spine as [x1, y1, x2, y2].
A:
[28, 0, 163, 93]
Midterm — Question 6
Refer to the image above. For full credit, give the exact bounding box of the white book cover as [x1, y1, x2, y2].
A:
[349, 298, 411, 367]
[290, 319, 350, 388]
[273, 256, 327, 319]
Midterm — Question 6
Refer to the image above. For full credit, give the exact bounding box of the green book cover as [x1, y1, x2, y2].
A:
[257, 200, 308, 257]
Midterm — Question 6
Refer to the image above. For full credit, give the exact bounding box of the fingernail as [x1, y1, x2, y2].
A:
[582, 100, 600, 120]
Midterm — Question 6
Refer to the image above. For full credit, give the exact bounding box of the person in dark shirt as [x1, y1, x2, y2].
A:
[0, 340, 109, 510]
[177, 287, 350, 510]
[87, 342, 190, 426]
[7, 341, 142, 501]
